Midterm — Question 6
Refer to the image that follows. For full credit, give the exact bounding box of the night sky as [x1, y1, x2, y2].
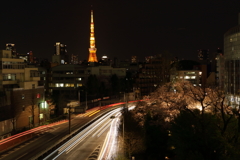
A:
[1, 0, 240, 62]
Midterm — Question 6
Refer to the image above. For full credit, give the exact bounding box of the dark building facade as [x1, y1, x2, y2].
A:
[53, 42, 69, 64]
[135, 55, 170, 96]
[198, 49, 209, 61]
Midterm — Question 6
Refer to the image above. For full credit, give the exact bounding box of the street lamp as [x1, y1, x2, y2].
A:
[38, 103, 41, 126]
[38, 101, 47, 126]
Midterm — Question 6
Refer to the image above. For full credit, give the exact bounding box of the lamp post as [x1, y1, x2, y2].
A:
[122, 92, 129, 156]
[38, 103, 41, 126]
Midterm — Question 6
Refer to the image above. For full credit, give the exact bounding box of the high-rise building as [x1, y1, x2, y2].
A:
[6, 43, 16, 57]
[88, 10, 98, 62]
[54, 42, 67, 56]
[52, 42, 69, 64]
[135, 55, 170, 96]
[198, 49, 209, 61]
[224, 13, 240, 101]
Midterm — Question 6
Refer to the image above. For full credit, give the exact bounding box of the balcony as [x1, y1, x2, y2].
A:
[2, 80, 18, 85]
[30, 77, 40, 81]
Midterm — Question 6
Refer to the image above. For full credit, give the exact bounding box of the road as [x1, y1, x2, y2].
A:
[52, 108, 122, 160]
[0, 105, 121, 160]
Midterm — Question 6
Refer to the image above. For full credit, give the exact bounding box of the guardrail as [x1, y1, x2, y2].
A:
[0, 120, 67, 153]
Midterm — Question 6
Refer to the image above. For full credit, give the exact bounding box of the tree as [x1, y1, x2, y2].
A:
[169, 110, 224, 160]
[135, 81, 240, 159]
[148, 82, 188, 122]
[0, 91, 20, 133]
[86, 74, 99, 96]
[166, 82, 240, 159]
[144, 112, 170, 160]
[9, 98, 22, 133]
[110, 74, 120, 95]
[51, 90, 68, 116]
[130, 100, 173, 159]
[29, 88, 38, 127]
[119, 110, 145, 159]
[99, 81, 107, 97]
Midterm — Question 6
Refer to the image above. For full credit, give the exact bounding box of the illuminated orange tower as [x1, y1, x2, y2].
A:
[88, 10, 98, 62]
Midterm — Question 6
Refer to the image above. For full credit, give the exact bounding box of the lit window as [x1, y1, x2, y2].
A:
[8, 74, 11, 79]
[65, 83, 70, 87]
[40, 113, 43, 119]
[199, 72, 202, 75]
[191, 76, 196, 79]
[77, 78, 81, 81]
[59, 83, 64, 87]
[193, 84, 196, 86]
[186, 72, 195, 74]
[184, 76, 190, 79]
[44, 101, 47, 108]
[77, 84, 82, 87]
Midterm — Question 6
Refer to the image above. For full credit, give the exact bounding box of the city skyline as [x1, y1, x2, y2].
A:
[1, 1, 240, 61]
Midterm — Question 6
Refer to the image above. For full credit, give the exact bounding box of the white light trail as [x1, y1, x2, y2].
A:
[44, 108, 122, 160]
[128, 105, 136, 110]
[98, 112, 121, 160]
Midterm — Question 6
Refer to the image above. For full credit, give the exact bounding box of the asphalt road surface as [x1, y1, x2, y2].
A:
[0, 106, 119, 160]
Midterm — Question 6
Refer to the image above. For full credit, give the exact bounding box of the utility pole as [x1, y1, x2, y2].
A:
[122, 92, 128, 156]
[38, 103, 41, 126]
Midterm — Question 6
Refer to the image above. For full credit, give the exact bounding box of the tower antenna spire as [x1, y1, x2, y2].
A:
[88, 8, 98, 62]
